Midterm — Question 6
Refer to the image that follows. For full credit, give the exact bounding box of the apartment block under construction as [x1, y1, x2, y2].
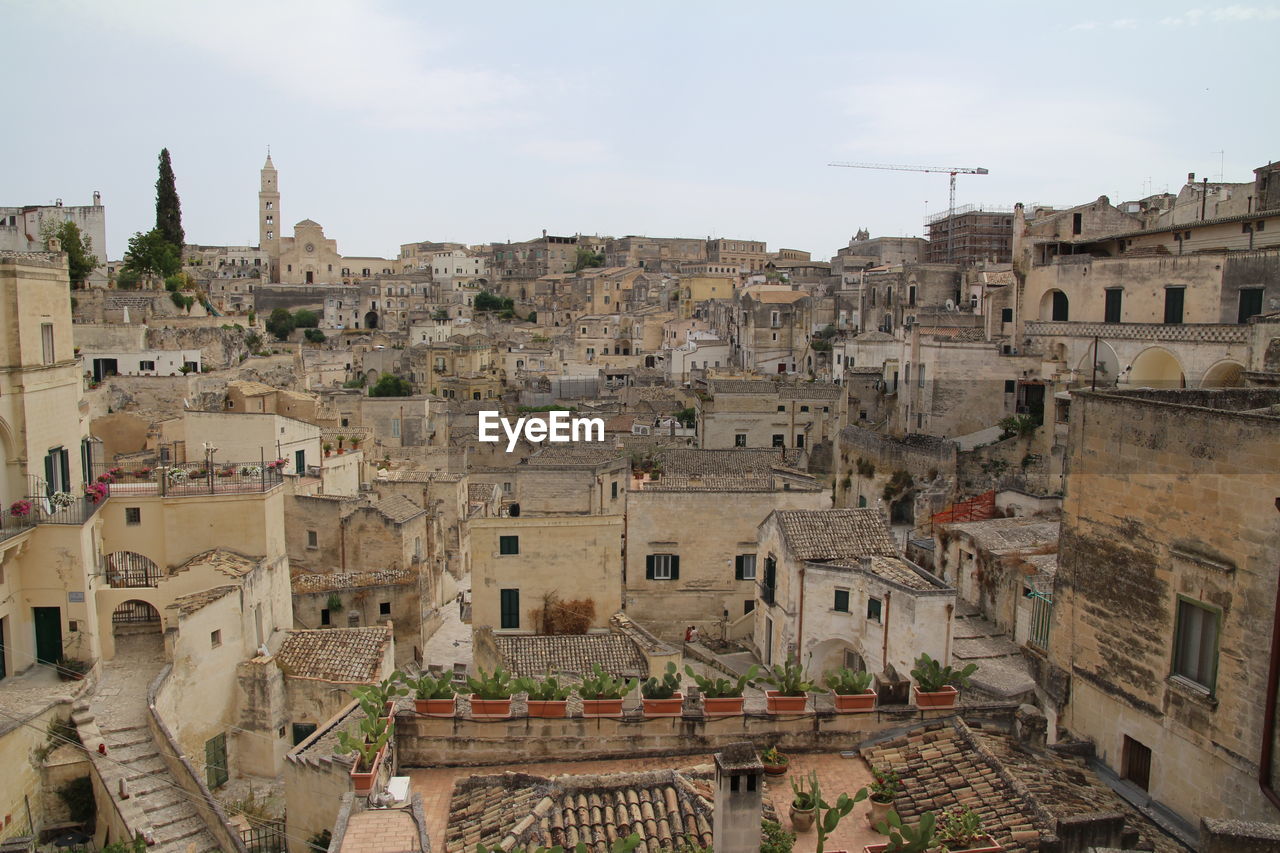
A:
[925, 204, 1015, 265]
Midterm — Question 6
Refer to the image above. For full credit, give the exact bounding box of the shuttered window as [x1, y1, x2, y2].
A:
[645, 554, 680, 581]
[500, 589, 520, 629]
[734, 555, 757, 581]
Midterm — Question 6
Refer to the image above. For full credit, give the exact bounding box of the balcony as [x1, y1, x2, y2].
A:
[1024, 321, 1249, 345]
[91, 462, 285, 498]
[758, 582, 776, 607]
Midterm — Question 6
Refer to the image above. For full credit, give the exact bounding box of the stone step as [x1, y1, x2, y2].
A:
[150, 809, 206, 832]
[106, 741, 163, 763]
[99, 722, 150, 737]
[121, 755, 169, 779]
[160, 823, 219, 852]
[140, 790, 188, 815]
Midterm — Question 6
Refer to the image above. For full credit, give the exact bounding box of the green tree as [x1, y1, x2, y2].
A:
[304, 328, 326, 343]
[674, 407, 696, 428]
[572, 246, 605, 271]
[369, 373, 413, 397]
[265, 307, 296, 340]
[41, 220, 98, 287]
[122, 228, 181, 278]
[293, 309, 320, 328]
[155, 147, 184, 250]
[474, 290, 513, 312]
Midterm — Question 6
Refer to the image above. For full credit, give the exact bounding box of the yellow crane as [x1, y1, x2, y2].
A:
[828, 161, 989, 262]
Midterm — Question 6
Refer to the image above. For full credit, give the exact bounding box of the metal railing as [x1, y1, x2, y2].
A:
[1029, 592, 1052, 651]
[92, 462, 285, 497]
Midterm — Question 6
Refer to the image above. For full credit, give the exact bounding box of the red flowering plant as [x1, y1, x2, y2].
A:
[85, 483, 109, 504]
[9, 500, 32, 518]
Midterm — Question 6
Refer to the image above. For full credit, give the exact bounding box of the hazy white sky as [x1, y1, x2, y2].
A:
[4, 1, 1276, 261]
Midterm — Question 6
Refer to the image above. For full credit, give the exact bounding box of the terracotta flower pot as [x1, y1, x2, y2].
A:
[762, 754, 790, 776]
[912, 684, 959, 708]
[526, 700, 568, 718]
[867, 798, 892, 831]
[832, 689, 877, 713]
[349, 744, 385, 796]
[581, 698, 624, 717]
[766, 690, 809, 713]
[641, 693, 683, 717]
[703, 696, 745, 716]
[469, 695, 511, 718]
[414, 697, 456, 717]
[938, 835, 1003, 852]
[789, 804, 815, 832]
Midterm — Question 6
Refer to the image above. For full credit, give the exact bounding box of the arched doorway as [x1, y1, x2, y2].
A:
[111, 599, 162, 658]
[364, 311, 379, 329]
[105, 551, 162, 588]
[1075, 340, 1121, 387]
[1201, 359, 1246, 388]
[1039, 289, 1069, 321]
[1129, 347, 1185, 388]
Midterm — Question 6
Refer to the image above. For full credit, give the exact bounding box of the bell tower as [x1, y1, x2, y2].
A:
[259, 152, 281, 281]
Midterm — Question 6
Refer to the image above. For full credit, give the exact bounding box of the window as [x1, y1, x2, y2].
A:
[125, 507, 141, 525]
[500, 589, 520, 629]
[735, 554, 757, 581]
[1173, 597, 1219, 691]
[772, 434, 784, 447]
[645, 553, 679, 580]
[908, 285, 916, 306]
[918, 365, 925, 388]
[1164, 287, 1185, 324]
[391, 418, 401, 438]
[499, 535, 519, 555]
[796, 434, 805, 448]
[867, 597, 883, 622]
[800, 405, 809, 412]
[41, 323, 55, 364]
[1004, 380, 1016, 394]
[744, 600, 755, 615]
[210, 630, 222, 648]
[291, 723, 317, 746]
[138, 360, 155, 372]
[1122, 735, 1152, 791]
[502, 482, 512, 494]
[1051, 291, 1069, 321]
[1072, 212, 1083, 235]
[1105, 288, 1123, 323]
[1239, 288, 1264, 323]
[777, 404, 786, 412]
[833, 589, 850, 612]
[320, 608, 331, 626]
[611, 481, 618, 499]
[735, 434, 747, 447]
[1001, 307, 1013, 323]
[379, 602, 391, 616]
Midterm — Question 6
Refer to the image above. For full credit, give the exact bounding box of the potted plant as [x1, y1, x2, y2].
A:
[57, 657, 92, 681]
[910, 653, 977, 709]
[640, 662, 684, 717]
[402, 673, 456, 716]
[49, 491, 76, 510]
[761, 656, 814, 713]
[85, 483, 108, 504]
[824, 667, 877, 713]
[514, 674, 572, 718]
[350, 436, 363, 450]
[865, 810, 937, 853]
[867, 767, 899, 830]
[354, 671, 408, 717]
[684, 664, 757, 716]
[218, 466, 236, 477]
[9, 499, 32, 518]
[334, 714, 393, 796]
[240, 465, 263, 477]
[336, 435, 346, 450]
[761, 745, 790, 777]
[789, 774, 818, 832]
[934, 806, 1001, 852]
[802, 771, 867, 853]
[465, 667, 513, 718]
[577, 662, 638, 717]
[323, 442, 333, 457]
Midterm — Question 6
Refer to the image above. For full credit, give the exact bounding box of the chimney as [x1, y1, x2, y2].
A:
[713, 743, 763, 853]
[1188, 172, 1196, 184]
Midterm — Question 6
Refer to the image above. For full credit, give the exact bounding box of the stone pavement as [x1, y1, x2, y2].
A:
[83, 632, 221, 853]
[422, 575, 472, 673]
[339, 808, 422, 852]
[952, 604, 1036, 700]
[408, 751, 880, 853]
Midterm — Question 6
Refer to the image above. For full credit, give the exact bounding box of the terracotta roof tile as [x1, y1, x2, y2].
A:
[493, 633, 648, 679]
[275, 627, 391, 683]
[775, 508, 897, 560]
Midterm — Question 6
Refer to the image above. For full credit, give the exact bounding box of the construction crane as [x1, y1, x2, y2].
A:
[828, 162, 989, 262]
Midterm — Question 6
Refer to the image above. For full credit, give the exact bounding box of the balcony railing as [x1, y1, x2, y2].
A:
[759, 583, 776, 607]
[1024, 320, 1249, 345]
[0, 511, 37, 542]
[91, 462, 285, 497]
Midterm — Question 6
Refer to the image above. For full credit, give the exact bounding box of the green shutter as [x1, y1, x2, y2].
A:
[670, 556, 680, 580]
[500, 589, 520, 629]
[645, 555, 655, 580]
[734, 556, 745, 580]
[44, 453, 55, 497]
[59, 448, 70, 491]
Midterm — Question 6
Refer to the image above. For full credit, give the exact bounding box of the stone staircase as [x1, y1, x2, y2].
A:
[951, 603, 1036, 703]
[74, 635, 222, 853]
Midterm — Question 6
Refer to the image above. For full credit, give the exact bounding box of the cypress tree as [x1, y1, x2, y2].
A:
[155, 148, 184, 250]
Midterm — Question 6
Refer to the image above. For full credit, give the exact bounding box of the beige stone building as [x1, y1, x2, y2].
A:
[1043, 387, 1280, 828]
[753, 508, 953, 679]
[706, 237, 767, 273]
[696, 378, 845, 452]
[624, 449, 826, 641]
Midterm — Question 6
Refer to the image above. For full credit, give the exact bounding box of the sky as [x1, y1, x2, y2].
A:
[3, 1, 1277, 262]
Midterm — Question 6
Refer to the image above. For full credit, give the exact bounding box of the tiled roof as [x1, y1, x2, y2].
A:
[468, 482, 499, 503]
[820, 555, 942, 591]
[749, 290, 808, 304]
[708, 379, 777, 395]
[775, 508, 897, 560]
[292, 568, 414, 593]
[524, 445, 626, 467]
[943, 517, 1059, 555]
[379, 470, 464, 483]
[173, 549, 262, 578]
[275, 627, 392, 683]
[863, 719, 1185, 853]
[444, 768, 714, 853]
[492, 633, 649, 679]
[778, 383, 842, 400]
[169, 585, 237, 616]
[372, 494, 425, 523]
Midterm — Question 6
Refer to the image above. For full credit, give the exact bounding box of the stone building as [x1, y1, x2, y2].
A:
[753, 508, 953, 677]
[0, 194, 109, 284]
[925, 204, 1015, 265]
[706, 237, 767, 272]
[604, 235, 706, 272]
[623, 449, 826, 641]
[730, 286, 815, 373]
[1045, 387, 1280, 828]
[696, 378, 845, 452]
